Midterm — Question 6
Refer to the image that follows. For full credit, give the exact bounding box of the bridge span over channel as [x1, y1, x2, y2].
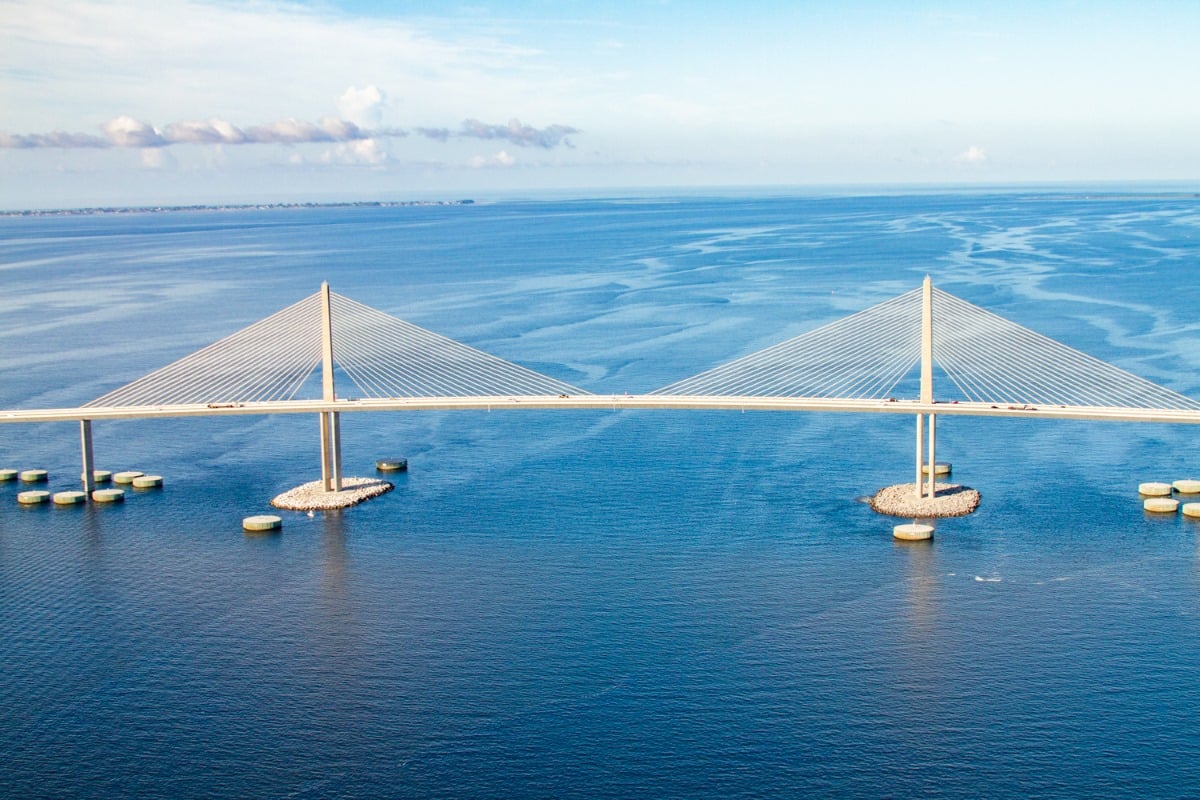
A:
[4, 278, 1199, 501]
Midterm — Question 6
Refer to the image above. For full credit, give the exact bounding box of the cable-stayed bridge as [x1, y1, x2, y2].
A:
[4, 279, 1199, 498]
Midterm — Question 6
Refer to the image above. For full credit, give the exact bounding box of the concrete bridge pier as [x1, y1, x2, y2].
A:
[913, 412, 937, 500]
[319, 411, 342, 493]
[914, 413, 924, 498]
[927, 413, 937, 499]
[80, 419, 95, 494]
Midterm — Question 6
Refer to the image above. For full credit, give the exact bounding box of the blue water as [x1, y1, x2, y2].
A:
[2, 191, 1200, 798]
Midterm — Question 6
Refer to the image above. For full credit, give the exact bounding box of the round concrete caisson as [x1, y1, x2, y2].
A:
[17, 490, 51, 505]
[243, 514, 283, 533]
[1172, 479, 1200, 494]
[1138, 482, 1173, 497]
[1144, 497, 1179, 513]
[893, 522, 934, 541]
[92, 488, 125, 503]
[52, 491, 87, 505]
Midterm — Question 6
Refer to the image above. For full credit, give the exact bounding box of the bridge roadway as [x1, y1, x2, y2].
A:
[5, 394, 1200, 426]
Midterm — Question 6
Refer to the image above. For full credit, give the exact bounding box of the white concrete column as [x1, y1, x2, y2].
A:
[329, 411, 342, 491]
[914, 413, 924, 499]
[319, 412, 333, 492]
[80, 419, 95, 494]
[927, 413, 937, 499]
[319, 411, 343, 493]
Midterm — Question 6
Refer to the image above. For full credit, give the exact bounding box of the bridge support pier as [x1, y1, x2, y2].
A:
[80, 419, 95, 494]
[319, 411, 342, 493]
[914, 414, 924, 499]
[927, 413, 937, 499]
[914, 412, 938, 500]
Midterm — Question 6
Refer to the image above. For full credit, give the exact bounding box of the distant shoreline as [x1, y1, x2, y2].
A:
[4, 184, 1198, 217]
[0, 199, 476, 218]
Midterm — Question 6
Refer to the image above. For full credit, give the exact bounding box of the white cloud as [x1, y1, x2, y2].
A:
[955, 145, 988, 165]
[321, 138, 388, 165]
[164, 119, 246, 144]
[103, 116, 163, 147]
[245, 117, 359, 144]
[338, 86, 386, 129]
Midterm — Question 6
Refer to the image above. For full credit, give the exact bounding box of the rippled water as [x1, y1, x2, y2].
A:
[2, 192, 1200, 798]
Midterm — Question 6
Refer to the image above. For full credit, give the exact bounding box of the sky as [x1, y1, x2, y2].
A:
[1, 0, 1198, 209]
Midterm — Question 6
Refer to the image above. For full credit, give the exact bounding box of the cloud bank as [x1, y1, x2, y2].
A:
[1, 115, 579, 151]
[414, 118, 578, 149]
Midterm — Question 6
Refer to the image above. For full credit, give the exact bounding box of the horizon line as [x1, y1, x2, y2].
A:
[2, 179, 1198, 216]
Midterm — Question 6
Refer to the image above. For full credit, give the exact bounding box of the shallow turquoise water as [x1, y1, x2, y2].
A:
[2, 192, 1200, 798]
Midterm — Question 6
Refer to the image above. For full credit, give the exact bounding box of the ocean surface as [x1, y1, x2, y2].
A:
[2, 191, 1200, 798]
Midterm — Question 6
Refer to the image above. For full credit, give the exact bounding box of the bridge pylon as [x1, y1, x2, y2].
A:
[915, 276, 936, 500]
[319, 282, 342, 493]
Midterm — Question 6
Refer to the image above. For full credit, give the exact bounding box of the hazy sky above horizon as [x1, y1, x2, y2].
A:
[2, 0, 1198, 208]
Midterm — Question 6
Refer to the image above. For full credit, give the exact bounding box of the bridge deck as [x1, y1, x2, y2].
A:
[6, 394, 1200, 426]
